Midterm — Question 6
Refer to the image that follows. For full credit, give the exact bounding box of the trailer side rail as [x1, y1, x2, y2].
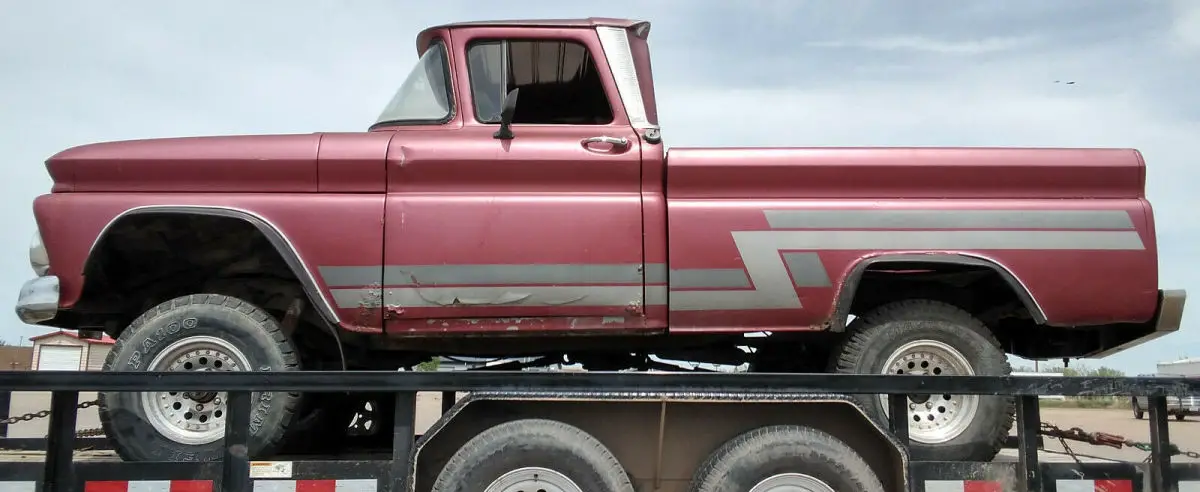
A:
[1, 371, 1198, 492]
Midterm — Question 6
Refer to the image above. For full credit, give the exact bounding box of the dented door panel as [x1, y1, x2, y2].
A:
[380, 127, 647, 334]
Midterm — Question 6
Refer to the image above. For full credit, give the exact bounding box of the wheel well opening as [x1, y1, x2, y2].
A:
[841, 260, 1146, 361]
[845, 260, 1041, 341]
[77, 212, 339, 365]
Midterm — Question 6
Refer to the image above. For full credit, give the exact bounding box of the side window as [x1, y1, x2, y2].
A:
[467, 39, 614, 125]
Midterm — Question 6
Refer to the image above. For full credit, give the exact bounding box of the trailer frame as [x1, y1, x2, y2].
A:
[1, 370, 1198, 492]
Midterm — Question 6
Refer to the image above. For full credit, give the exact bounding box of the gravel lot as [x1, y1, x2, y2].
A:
[4, 393, 1197, 463]
[1026, 407, 1200, 463]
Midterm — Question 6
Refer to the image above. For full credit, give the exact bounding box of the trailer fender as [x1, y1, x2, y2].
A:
[408, 392, 910, 492]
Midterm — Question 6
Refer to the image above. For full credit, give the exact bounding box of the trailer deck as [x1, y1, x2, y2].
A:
[1, 370, 1198, 492]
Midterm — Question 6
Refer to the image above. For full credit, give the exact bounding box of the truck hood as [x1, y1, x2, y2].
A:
[45, 133, 322, 193]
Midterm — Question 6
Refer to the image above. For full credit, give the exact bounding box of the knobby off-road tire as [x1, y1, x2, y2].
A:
[98, 294, 303, 462]
[687, 425, 885, 492]
[431, 418, 634, 492]
[830, 299, 1016, 462]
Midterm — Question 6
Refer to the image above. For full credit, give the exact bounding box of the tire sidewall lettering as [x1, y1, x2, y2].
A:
[101, 299, 295, 462]
[126, 317, 199, 370]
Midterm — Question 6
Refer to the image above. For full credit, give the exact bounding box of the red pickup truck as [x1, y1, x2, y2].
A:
[16, 17, 1185, 464]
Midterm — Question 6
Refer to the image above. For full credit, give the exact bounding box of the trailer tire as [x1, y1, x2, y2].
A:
[830, 299, 1015, 462]
[98, 294, 302, 462]
[687, 425, 884, 492]
[1132, 399, 1144, 419]
[431, 418, 634, 492]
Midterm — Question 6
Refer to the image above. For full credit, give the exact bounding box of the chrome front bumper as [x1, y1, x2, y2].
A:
[15, 275, 59, 324]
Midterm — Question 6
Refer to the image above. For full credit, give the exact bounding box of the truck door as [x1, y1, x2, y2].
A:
[383, 29, 647, 333]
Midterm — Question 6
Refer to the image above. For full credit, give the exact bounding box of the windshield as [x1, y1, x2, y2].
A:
[374, 41, 452, 125]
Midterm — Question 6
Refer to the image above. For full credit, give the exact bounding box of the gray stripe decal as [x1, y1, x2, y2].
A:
[318, 266, 380, 287]
[644, 263, 668, 284]
[320, 229, 1140, 312]
[739, 230, 1145, 251]
[670, 229, 1143, 311]
[670, 269, 751, 289]
[321, 263, 666, 288]
[331, 286, 648, 308]
[383, 264, 644, 286]
[764, 209, 1135, 230]
[645, 285, 668, 306]
[782, 252, 831, 287]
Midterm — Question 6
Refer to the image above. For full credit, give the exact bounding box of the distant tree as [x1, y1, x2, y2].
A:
[1012, 363, 1125, 378]
[1059, 364, 1125, 378]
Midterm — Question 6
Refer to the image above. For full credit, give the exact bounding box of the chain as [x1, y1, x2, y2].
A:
[1039, 422, 1200, 460]
[74, 427, 106, 438]
[0, 399, 105, 445]
[0, 399, 98, 426]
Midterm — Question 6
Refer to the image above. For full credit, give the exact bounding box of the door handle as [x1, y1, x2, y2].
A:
[582, 136, 629, 147]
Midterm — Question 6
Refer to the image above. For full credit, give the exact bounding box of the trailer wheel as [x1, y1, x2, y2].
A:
[431, 418, 633, 492]
[687, 425, 884, 492]
[830, 299, 1015, 462]
[1132, 399, 1144, 419]
[98, 294, 302, 462]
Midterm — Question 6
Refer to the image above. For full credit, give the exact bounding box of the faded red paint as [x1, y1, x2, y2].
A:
[33, 191, 385, 333]
[24, 18, 1177, 359]
[663, 196, 1157, 331]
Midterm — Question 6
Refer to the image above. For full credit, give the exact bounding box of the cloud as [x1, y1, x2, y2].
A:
[1170, 0, 1200, 51]
[804, 35, 1038, 55]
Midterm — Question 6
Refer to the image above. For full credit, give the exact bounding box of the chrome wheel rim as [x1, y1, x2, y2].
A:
[140, 335, 251, 445]
[750, 473, 837, 492]
[878, 339, 979, 444]
[484, 467, 583, 492]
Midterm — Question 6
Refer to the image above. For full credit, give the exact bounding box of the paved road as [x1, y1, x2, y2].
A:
[4, 393, 1197, 463]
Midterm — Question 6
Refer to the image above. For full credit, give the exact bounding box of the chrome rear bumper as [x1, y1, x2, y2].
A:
[1091, 289, 1186, 358]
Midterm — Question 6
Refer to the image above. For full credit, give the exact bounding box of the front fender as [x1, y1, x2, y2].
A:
[31, 192, 385, 332]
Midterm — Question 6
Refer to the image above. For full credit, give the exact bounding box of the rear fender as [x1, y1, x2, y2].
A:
[831, 253, 1046, 331]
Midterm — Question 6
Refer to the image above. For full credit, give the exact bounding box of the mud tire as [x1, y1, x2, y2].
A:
[687, 425, 884, 492]
[830, 299, 1015, 462]
[98, 293, 303, 462]
[431, 418, 634, 492]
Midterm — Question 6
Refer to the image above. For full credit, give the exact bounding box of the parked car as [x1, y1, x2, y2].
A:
[1132, 373, 1200, 420]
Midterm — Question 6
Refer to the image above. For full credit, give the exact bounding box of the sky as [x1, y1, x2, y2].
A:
[1, 0, 1198, 374]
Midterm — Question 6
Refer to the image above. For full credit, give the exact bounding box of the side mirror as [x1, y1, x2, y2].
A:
[493, 88, 520, 140]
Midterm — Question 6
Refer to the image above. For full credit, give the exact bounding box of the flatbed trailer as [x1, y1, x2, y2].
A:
[1, 371, 1198, 492]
